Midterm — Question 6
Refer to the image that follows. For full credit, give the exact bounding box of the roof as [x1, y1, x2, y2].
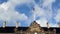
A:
[0, 27, 60, 33]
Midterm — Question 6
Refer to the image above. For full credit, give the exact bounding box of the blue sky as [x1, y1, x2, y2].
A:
[0, 0, 60, 27]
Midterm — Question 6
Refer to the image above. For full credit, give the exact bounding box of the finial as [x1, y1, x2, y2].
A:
[47, 22, 50, 29]
[58, 23, 60, 28]
[16, 21, 19, 28]
[3, 21, 6, 28]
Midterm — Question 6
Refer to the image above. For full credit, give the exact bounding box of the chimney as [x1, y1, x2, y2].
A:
[3, 21, 6, 28]
[16, 22, 19, 28]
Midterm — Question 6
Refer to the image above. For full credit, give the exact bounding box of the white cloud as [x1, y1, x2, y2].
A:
[0, 2, 28, 21]
[33, 4, 52, 21]
[42, 0, 55, 11]
[8, 0, 33, 6]
[32, 0, 58, 27]
[33, 0, 55, 21]
[36, 18, 58, 27]
[0, 2, 9, 10]
[42, 0, 55, 7]
[0, 0, 58, 27]
[54, 9, 60, 22]
[0, 0, 32, 26]
[36, 18, 47, 27]
[34, 5, 45, 16]
[50, 23, 58, 27]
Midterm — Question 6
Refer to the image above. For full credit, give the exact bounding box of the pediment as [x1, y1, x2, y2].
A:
[26, 21, 42, 32]
[30, 21, 41, 28]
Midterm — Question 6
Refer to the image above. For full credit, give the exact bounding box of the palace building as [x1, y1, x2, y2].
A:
[0, 21, 60, 34]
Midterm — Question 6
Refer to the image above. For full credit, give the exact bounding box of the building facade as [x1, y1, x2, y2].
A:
[15, 21, 56, 34]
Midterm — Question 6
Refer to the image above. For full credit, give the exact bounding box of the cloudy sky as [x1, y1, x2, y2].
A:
[0, 0, 60, 27]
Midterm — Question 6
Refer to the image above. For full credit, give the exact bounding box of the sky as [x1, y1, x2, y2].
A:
[0, 0, 60, 27]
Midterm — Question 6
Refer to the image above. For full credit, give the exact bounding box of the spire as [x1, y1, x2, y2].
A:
[3, 21, 6, 28]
